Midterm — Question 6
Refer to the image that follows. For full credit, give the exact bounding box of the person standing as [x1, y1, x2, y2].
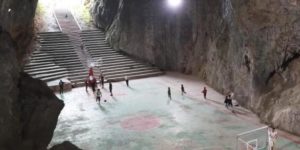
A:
[80, 43, 84, 50]
[268, 127, 278, 150]
[59, 80, 64, 94]
[168, 87, 172, 100]
[202, 87, 207, 99]
[181, 84, 186, 95]
[100, 74, 104, 88]
[109, 81, 113, 96]
[91, 77, 96, 93]
[96, 89, 102, 103]
[125, 76, 129, 87]
[228, 94, 233, 108]
[85, 79, 88, 92]
[224, 95, 230, 108]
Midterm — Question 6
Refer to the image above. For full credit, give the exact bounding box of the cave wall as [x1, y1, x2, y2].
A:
[92, 0, 300, 135]
[0, 0, 38, 62]
[0, 0, 75, 150]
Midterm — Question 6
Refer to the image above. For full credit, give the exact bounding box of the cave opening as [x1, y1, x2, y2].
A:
[35, 0, 91, 32]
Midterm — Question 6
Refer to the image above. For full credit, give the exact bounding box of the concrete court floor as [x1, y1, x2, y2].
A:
[49, 72, 300, 150]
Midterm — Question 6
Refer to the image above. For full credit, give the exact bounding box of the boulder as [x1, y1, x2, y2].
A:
[49, 141, 82, 150]
[18, 73, 64, 150]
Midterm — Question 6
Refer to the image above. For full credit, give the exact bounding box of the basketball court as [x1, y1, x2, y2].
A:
[49, 73, 300, 150]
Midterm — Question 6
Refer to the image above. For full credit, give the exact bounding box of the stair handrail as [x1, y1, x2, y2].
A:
[69, 8, 82, 31]
[52, 7, 62, 31]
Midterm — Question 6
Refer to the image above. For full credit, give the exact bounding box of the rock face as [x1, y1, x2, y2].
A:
[92, 0, 300, 135]
[0, 30, 64, 150]
[0, 0, 75, 149]
[19, 73, 64, 150]
[0, 0, 38, 62]
[49, 141, 82, 150]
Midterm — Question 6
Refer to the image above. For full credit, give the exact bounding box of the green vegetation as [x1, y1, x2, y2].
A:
[74, 0, 92, 24]
[36, 1, 46, 17]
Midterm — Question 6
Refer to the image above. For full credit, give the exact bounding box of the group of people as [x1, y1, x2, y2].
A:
[167, 85, 208, 100]
[224, 92, 234, 108]
[83, 68, 131, 103]
[167, 85, 236, 110]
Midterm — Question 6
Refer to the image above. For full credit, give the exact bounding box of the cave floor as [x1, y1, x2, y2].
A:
[49, 72, 300, 150]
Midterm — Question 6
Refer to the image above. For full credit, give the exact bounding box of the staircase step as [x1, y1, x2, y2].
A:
[85, 46, 112, 50]
[39, 50, 78, 55]
[38, 31, 64, 35]
[29, 55, 53, 60]
[88, 51, 118, 56]
[55, 61, 83, 66]
[25, 62, 57, 67]
[40, 40, 70, 44]
[54, 60, 82, 65]
[81, 37, 106, 41]
[39, 42, 71, 46]
[27, 67, 67, 76]
[99, 62, 143, 70]
[103, 67, 159, 76]
[87, 48, 114, 52]
[100, 64, 148, 72]
[39, 36, 69, 40]
[40, 44, 73, 48]
[89, 52, 123, 57]
[84, 43, 110, 46]
[93, 55, 128, 61]
[33, 70, 69, 79]
[65, 66, 86, 71]
[101, 58, 138, 64]
[24, 65, 62, 73]
[105, 71, 163, 82]
[80, 32, 105, 36]
[39, 74, 68, 82]
[29, 58, 54, 63]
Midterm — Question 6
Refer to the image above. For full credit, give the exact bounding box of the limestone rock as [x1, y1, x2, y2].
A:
[92, 0, 300, 135]
[0, 30, 22, 150]
[91, 0, 120, 30]
[18, 73, 64, 150]
[49, 141, 82, 150]
[0, 0, 38, 62]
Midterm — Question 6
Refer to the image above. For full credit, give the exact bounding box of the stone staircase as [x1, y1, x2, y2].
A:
[25, 8, 163, 87]
[24, 50, 68, 82]
[25, 32, 88, 85]
[80, 30, 164, 82]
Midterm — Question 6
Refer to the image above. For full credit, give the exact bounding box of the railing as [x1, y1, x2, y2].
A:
[52, 7, 62, 31]
[70, 9, 82, 31]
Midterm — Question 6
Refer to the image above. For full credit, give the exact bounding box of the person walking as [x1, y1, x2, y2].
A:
[109, 81, 113, 96]
[168, 87, 172, 100]
[96, 89, 102, 103]
[181, 84, 186, 95]
[59, 80, 64, 94]
[268, 127, 278, 150]
[125, 76, 129, 87]
[202, 87, 207, 99]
